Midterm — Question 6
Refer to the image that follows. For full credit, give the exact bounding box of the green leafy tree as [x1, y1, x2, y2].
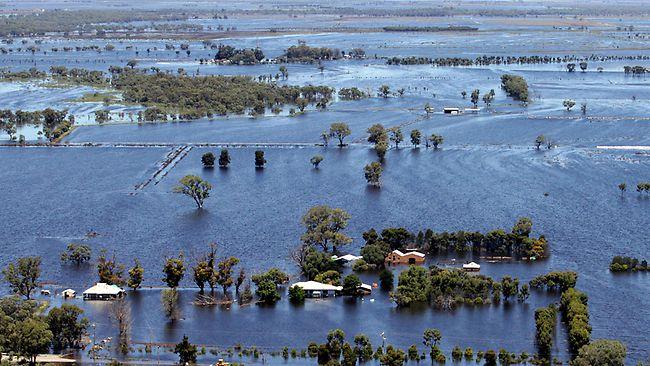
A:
[216, 257, 240, 296]
[394, 266, 430, 306]
[330, 122, 352, 147]
[342, 274, 362, 296]
[161, 288, 180, 322]
[14, 318, 52, 364]
[618, 183, 626, 195]
[201, 152, 215, 167]
[255, 279, 280, 304]
[3, 256, 41, 299]
[573, 339, 626, 366]
[327, 329, 346, 359]
[379, 269, 394, 290]
[60, 243, 91, 265]
[375, 140, 388, 161]
[288, 285, 305, 304]
[471, 89, 480, 107]
[378, 85, 391, 98]
[162, 254, 185, 288]
[388, 127, 403, 149]
[127, 259, 144, 290]
[300, 205, 352, 252]
[354, 334, 373, 361]
[364, 161, 383, 187]
[423, 328, 442, 348]
[174, 335, 198, 365]
[97, 250, 125, 286]
[429, 134, 444, 149]
[254, 150, 266, 168]
[310, 155, 324, 168]
[367, 124, 387, 144]
[46, 304, 89, 352]
[218, 149, 231, 168]
[380, 345, 405, 366]
[410, 129, 421, 147]
[535, 135, 546, 150]
[173, 175, 212, 209]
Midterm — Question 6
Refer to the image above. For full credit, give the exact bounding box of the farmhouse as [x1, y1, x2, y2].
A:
[290, 281, 342, 298]
[83, 283, 126, 301]
[385, 250, 426, 265]
[462, 262, 481, 272]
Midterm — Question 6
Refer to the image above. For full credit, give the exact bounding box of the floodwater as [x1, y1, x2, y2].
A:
[0, 10, 649, 365]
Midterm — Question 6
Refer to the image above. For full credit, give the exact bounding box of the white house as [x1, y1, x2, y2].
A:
[332, 254, 363, 264]
[83, 283, 126, 301]
[291, 281, 342, 298]
[462, 262, 481, 272]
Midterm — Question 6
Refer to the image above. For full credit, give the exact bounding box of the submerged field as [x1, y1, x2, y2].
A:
[1, 7, 649, 365]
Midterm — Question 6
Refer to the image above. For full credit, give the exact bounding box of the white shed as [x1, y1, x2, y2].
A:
[83, 283, 125, 301]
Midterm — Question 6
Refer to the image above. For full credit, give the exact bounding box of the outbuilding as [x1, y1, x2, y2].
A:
[61, 289, 76, 299]
[290, 281, 342, 298]
[443, 107, 462, 115]
[83, 283, 126, 301]
[462, 262, 481, 272]
[385, 250, 426, 265]
[332, 254, 363, 264]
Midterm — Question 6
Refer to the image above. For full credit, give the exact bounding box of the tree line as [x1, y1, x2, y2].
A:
[385, 54, 650, 67]
[0, 108, 73, 142]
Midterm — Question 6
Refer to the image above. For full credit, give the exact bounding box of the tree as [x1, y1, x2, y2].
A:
[482, 89, 495, 107]
[518, 283, 530, 302]
[563, 99, 576, 111]
[97, 250, 125, 286]
[567, 63, 576, 72]
[201, 152, 215, 167]
[255, 279, 280, 304]
[501, 276, 519, 302]
[218, 149, 231, 168]
[321, 131, 330, 146]
[46, 304, 89, 352]
[14, 318, 52, 365]
[375, 140, 388, 161]
[161, 288, 180, 322]
[330, 122, 351, 147]
[174, 335, 198, 365]
[471, 89, 480, 107]
[461, 90, 467, 99]
[110, 298, 131, 355]
[3, 256, 41, 299]
[126, 59, 138, 69]
[310, 155, 324, 168]
[173, 175, 212, 209]
[367, 124, 387, 144]
[394, 266, 430, 307]
[288, 285, 305, 304]
[424, 103, 433, 115]
[162, 254, 185, 288]
[573, 339, 626, 366]
[327, 329, 346, 358]
[410, 129, 421, 148]
[60, 243, 91, 266]
[512, 217, 533, 237]
[618, 183, 626, 195]
[388, 127, 403, 149]
[254, 150, 266, 168]
[581, 103, 587, 115]
[354, 334, 374, 361]
[127, 259, 144, 291]
[378, 85, 390, 98]
[342, 274, 362, 296]
[216, 257, 240, 297]
[364, 162, 383, 187]
[423, 328, 442, 348]
[379, 269, 394, 290]
[535, 135, 546, 150]
[300, 205, 352, 252]
[342, 342, 357, 366]
[429, 134, 444, 149]
[192, 259, 212, 294]
[380, 345, 405, 366]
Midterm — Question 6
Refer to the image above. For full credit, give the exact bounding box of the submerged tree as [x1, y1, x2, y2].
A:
[218, 149, 231, 168]
[173, 175, 212, 209]
[364, 162, 383, 188]
[60, 243, 91, 266]
[162, 253, 185, 288]
[301, 205, 352, 252]
[310, 155, 324, 168]
[97, 250, 125, 286]
[388, 127, 403, 149]
[255, 150, 266, 168]
[201, 152, 215, 168]
[330, 122, 351, 147]
[563, 99, 576, 111]
[535, 135, 546, 150]
[429, 134, 444, 149]
[127, 259, 144, 290]
[161, 288, 180, 322]
[410, 129, 421, 148]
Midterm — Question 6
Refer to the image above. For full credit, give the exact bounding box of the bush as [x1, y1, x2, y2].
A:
[379, 268, 394, 290]
[289, 285, 305, 304]
[352, 259, 369, 272]
[201, 152, 215, 167]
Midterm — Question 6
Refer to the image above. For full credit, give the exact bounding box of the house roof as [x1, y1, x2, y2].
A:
[62, 289, 76, 294]
[390, 250, 425, 258]
[332, 254, 363, 262]
[83, 283, 125, 295]
[359, 283, 372, 291]
[462, 262, 481, 269]
[291, 281, 343, 292]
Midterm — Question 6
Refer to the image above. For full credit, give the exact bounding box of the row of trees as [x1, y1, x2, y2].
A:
[609, 256, 648, 272]
[385, 54, 649, 67]
[500, 74, 529, 102]
[560, 288, 591, 354]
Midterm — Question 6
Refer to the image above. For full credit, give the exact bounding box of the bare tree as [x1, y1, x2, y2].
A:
[111, 298, 131, 355]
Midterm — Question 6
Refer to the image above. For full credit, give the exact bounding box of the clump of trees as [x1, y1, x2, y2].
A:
[338, 87, 368, 100]
[110, 67, 333, 119]
[573, 339, 627, 366]
[529, 271, 577, 292]
[3, 256, 41, 299]
[0, 108, 74, 142]
[214, 44, 264, 65]
[500, 74, 529, 102]
[364, 161, 383, 187]
[252, 268, 289, 304]
[609, 256, 648, 272]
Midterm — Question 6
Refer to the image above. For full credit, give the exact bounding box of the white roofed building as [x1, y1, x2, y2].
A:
[291, 281, 342, 298]
[83, 283, 126, 301]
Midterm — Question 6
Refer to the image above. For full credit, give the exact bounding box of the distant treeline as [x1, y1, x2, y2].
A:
[382, 26, 478, 32]
[0, 9, 193, 37]
[386, 54, 650, 67]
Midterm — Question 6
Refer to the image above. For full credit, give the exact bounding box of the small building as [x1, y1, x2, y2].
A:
[385, 250, 426, 265]
[443, 107, 462, 115]
[40, 289, 51, 296]
[358, 283, 372, 295]
[61, 289, 76, 298]
[462, 262, 481, 272]
[332, 254, 363, 264]
[291, 281, 342, 298]
[83, 283, 125, 301]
